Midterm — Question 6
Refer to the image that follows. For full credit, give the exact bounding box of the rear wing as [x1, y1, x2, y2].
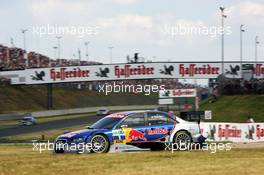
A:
[179, 111, 211, 122]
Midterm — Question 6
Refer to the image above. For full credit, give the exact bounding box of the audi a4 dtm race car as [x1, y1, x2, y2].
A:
[54, 110, 205, 153]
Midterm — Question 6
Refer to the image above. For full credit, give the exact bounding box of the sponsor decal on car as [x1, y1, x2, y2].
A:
[112, 129, 126, 141]
[147, 128, 169, 135]
[113, 140, 126, 144]
[127, 129, 147, 142]
[107, 114, 127, 118]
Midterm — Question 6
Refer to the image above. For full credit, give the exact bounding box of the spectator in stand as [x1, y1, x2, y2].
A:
[0, 44, 102, 71]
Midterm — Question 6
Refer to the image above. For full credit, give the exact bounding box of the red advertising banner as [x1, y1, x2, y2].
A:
[201, 122, 264, 142]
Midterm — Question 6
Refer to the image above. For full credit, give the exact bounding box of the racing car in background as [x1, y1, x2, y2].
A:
[96, 108, 110, 116]
[54, 110, 205, 153]
[19, 114, 37, 126]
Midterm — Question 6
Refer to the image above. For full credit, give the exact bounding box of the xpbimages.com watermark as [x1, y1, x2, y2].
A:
[162, 24, 232, 38]
[32, 140, 232, 154]
[97, 82, 166, 95]
[164, 141, 232, 154]
[32, 24, 99, 38]
[33, 140, 101, 153]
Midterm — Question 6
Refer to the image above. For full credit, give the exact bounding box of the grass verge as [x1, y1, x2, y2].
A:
[200, 95, 264, 122]
[0, 145, 263, 175]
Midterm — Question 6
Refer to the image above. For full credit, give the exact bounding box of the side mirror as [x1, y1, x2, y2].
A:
[121, 124, 128, 128]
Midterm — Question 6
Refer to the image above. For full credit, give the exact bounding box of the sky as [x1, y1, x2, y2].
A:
[1, 0, 264, 64]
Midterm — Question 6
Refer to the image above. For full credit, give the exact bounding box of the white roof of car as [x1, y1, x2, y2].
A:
[23, 116, 34, 119]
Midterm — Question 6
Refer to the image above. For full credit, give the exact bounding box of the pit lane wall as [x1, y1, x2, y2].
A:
[200, 122, 264, 142]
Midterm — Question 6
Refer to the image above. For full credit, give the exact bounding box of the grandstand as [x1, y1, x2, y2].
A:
[0, 44, 102, 71]
[212, 77, 264, 95]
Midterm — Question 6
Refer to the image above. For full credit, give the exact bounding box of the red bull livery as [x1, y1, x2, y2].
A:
[54, 110, 205, 153]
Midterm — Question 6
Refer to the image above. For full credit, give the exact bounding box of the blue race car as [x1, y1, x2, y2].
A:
[54, 110, 204, 153]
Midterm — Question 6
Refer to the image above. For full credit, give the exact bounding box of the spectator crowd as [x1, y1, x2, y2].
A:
[217, 79, 264, 95]
[0, 44, 206, 92]
[0, 44, 102, 71]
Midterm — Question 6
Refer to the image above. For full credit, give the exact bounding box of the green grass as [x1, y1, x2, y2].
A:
[200, 95, 264, 122]
[0, 85, 158, 113]
[2, 85, 264, 123]
[0, 145, 263, 175]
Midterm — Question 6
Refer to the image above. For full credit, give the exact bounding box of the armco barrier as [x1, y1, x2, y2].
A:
[201, 122, 264, 142]
[0, 105, 158, 121]
[0, 114, 22, 121]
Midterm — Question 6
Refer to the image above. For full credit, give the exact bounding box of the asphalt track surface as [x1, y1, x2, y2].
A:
[0, 115, 103, 138]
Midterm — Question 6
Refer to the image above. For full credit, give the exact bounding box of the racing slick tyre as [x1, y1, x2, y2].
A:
[173, 131, 192, 150]
[90, 134, 110, 153]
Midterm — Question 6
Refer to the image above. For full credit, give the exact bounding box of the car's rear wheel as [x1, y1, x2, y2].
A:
[90, 134, 110, 153]
[173, 131, 192, 150]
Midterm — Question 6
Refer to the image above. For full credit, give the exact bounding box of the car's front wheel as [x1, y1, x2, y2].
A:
[90, 134, 110, 153]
